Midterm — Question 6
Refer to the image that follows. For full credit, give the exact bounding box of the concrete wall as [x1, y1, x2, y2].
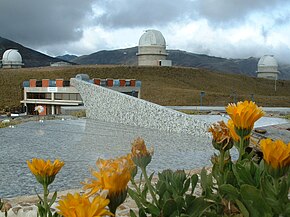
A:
[257, 72, 278, 80]
[71, 78, 208, 136]
[137, 46, 168, 66]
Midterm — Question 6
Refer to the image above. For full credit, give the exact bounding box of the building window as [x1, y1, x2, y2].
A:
[54, 93, 82, 101]
[27, 93, 51, 99]
[54, 93, 62, 100]
[77, 94, 82, 101]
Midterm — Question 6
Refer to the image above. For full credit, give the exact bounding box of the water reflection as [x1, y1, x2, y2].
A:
[0, 115, 287, 198]
[0, 118, 212, 198]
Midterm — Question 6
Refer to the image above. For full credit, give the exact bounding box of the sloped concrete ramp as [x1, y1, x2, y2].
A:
[71, 78, 208, 136]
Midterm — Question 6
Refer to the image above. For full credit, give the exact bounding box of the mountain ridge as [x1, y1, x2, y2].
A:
[1, 36, 289, 80]
[0, 37, 65, 67]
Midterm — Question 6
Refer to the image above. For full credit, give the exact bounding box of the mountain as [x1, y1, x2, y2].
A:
[73, 47, 138, 65]
[0, 36, 289, 79]
[0, 37, 66, 67]
[73, 47, 289, 79]
[56, 54, 78, 62]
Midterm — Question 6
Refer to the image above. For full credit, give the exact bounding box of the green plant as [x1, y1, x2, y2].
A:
[282, 114, 290, 120]
[128, 138, 213, 217]
[71, 110, 86, 117]
[202, 101, 290, 216]
[128, 101, 290, 216]
[27, 158, 64, 217]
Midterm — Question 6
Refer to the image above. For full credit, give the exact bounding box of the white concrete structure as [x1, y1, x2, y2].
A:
[257, 55, 279, 80]
[50, 61, 72, 67]
[71, 78, 208, 136]
[21, 76, 141, 115]
[1, 49, 24, 68]
[137, 29, 172, 66]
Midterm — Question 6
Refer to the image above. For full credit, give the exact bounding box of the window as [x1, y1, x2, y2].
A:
[54, 93, 82, 101]
[27, 93, 51, 99]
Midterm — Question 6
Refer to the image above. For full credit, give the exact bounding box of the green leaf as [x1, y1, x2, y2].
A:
[145, 203, 160, 216]
[191, 174, 198, 194]
[235, 199, 249, 217]
[200, 167, 207, 190]
[141, 182, 149, 198]
[149, 172, 155, 182]
[278, 177, 289, 200]
[162, 199, 178, 217]
[219, 184, 240, 200]
[187, 197, 212, 217]
[36, 192, 44, 204]
[284, 202, 290, 215]
[175, 196, 185, 212]
[182, 178, 191, 195]
[130, 209, 138, 217]
[240, 184, 273, 216]
[156, 182, 167, 200]
[128, 188, 147, 209]
[233, 161, 260, 187]
[49, 191, 57, 207]
[200, 168, 214, 197]
[185, 195, 196, 208]
[139, 208, 147, 217]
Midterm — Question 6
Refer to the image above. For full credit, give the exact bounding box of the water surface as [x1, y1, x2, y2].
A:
[0, 118, 212, 198]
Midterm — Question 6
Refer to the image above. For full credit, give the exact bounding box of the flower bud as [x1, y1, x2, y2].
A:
[131, 137, 153, 168]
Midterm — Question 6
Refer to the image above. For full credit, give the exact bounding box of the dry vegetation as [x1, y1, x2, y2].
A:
[0, 65, 289, 112]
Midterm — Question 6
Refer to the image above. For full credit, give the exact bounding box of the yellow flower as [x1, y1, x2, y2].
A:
[208, 121, 233, 151]
[131, 137, 153, 167]
[83, 154, 134, 213]
[57, 193, 112, 217]
[226, 101, 264, 138]
[27, 158, 64, 185]
[260, 139, 290, 169]
[227, 119, 240, 142]
[83, 154, 133, 197]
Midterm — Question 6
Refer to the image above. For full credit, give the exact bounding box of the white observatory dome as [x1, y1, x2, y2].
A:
[258, 55, 278, 71]
[257, 55, 279, 80]
[2, 49, 23, 64]
[1, 49, 24, 68]
[139, 30, 166, 47]
[137, 29, 171, 66]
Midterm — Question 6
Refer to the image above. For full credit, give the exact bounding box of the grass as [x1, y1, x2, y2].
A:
[71, 110, 86, 118]
[0, 119, 22, 128]
[0, 65, 290, 112]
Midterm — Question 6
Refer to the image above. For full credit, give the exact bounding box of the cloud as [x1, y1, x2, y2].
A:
[1, 0, 290, 63]
[194, 0, 289, 25]
[0, 0, 94, 47]
[93, 0, 194, 28]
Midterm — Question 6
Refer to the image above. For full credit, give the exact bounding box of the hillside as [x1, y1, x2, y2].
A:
[1, 36, 289, 80]
[72, 47, 290, 80]
[0, 65, 289, 112]
[0, 37, 66, 67]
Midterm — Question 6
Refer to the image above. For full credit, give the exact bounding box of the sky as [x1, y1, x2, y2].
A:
[1, 0, 290, 62]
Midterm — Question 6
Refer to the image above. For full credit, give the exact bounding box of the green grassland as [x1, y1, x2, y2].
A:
[0, 65, 289, 112]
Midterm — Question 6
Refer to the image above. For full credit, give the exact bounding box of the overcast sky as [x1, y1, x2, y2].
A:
[1, 0, 290, 62]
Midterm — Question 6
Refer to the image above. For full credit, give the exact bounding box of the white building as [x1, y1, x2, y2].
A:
[21, 75, 141, 115]
[50, 61, 72, 67]
[256, 55, 279, 80]
[137, 29, 172, 66]
[1, 49, 24, 68]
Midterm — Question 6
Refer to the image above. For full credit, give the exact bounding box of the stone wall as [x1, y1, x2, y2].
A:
[70, 78, 208, 136]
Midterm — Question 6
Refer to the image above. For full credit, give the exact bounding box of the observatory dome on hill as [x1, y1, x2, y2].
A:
[137, 29, 172, 66]
[0, 49, 24, 68]
[256, 55, 279, 80]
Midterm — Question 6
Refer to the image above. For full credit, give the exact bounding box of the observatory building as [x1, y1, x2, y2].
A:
[256, 55, 279, 80]
[137, 29, 172, 66]
[0, 49, 24, 68]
